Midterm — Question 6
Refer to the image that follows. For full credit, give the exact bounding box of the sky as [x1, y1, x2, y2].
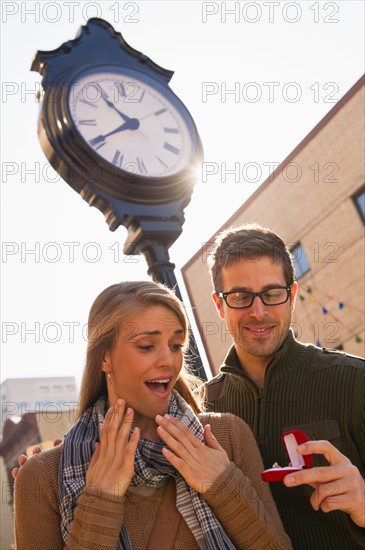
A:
[1, 0, 364, 389]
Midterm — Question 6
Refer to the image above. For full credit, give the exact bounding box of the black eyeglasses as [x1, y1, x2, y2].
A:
[217, 286, 292, 309]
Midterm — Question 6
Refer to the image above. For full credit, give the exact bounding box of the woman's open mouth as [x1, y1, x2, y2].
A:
[145, 377, 171, 396]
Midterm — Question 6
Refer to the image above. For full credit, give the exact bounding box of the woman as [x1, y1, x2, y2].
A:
[14, 281, 291, 549]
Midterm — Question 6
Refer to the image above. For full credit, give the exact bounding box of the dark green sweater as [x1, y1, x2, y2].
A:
[203, 331, 365, 550]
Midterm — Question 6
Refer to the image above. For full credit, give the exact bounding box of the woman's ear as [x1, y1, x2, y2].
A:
[102, 350, 112, 373]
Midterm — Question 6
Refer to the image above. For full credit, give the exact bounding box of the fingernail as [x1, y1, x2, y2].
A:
[117, 398, 124, 406]
[298, 443, 307, 451]
[155, 414, 163, 421]
[285, 475, 295, 485]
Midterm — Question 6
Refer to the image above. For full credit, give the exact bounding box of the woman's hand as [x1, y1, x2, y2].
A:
[86, 399, 140, 498]
[155, 414, 230, 493]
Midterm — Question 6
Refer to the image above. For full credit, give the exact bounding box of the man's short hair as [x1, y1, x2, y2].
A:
[208, 223, 295, 292]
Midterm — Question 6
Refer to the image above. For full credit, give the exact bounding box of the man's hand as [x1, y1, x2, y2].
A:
[283, 440, 365, 528]
[11, 439, 63, 479]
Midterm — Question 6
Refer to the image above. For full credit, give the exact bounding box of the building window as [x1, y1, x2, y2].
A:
[353, 188, 365, 222]
[52, 385, 63, 393]
[291, 243, 311, 280]
[38, 385, 50, 394]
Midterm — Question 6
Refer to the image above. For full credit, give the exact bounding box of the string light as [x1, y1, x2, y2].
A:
[297, 286, 363, 345]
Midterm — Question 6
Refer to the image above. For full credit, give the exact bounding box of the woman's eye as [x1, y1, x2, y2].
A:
[171, 344, 183, 352]
[138, 345, 154, 351]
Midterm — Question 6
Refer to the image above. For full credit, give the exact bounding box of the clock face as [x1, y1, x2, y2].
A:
[67, 67, 196, 178]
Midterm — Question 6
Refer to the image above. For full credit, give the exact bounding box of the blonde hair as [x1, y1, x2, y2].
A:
[77, 281, 203, 418]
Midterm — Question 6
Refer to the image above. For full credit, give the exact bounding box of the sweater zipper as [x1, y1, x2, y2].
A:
[255, 388, 263, 439]
[222, 365, 265, 437]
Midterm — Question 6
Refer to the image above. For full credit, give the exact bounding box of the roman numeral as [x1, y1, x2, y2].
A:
[136, 157, 147, 174]
[112, 150, 123, 166]
[156, 156, 168, 168]
[163, 127, 179, 134]
[94, 142, 106, 151]
[79, 119, 97, 126]
[79, 99, 97, 108]
[164, 142, 180, 155]
[117, 82, 126, 97]
[89, 135, 105, 146]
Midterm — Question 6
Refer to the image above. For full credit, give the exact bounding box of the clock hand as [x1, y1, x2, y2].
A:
[138, 111, 157, 121]
[99, 89, 136, 123]
[89, 118, 140, 147]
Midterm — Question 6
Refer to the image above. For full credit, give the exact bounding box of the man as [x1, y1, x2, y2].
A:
[202, 223, 365, 549]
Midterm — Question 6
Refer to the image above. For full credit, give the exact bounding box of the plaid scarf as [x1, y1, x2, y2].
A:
[59, 391, 234, 549]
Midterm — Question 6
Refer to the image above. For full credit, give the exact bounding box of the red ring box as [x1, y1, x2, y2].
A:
[261, 430, 312, 482]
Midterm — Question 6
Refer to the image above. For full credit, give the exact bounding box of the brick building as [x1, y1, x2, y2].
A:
[182, 76, 365, 376]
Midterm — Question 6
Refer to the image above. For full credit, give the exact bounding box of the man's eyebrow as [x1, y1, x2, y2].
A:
[227, 284, 285, 292]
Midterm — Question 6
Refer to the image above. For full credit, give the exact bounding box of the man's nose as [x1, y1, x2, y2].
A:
[248, 295, 267, 317]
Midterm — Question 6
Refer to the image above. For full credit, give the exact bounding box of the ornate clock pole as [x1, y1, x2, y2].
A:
[31, 18, 206, 379]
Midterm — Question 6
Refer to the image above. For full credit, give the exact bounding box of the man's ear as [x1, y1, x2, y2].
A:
[212, 292, 225, 320]
[290, 281, 299, 312]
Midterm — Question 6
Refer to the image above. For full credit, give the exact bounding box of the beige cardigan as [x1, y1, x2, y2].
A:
[14, 412, 292, 549]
